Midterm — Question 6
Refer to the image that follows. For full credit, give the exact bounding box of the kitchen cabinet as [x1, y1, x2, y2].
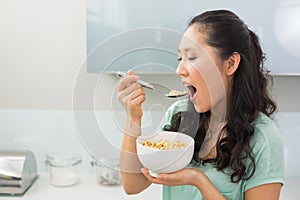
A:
[86, 0, 300, 74]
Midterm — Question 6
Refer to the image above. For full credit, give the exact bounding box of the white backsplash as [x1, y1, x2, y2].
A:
[0, 109, 165, 173]
[274, 112, 300, 178]
[0, 110, 299, 178]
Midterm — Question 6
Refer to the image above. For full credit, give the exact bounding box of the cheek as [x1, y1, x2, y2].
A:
[194, 78, 212, 112]
[197, 68, 226, 106]
[190, 54, 227, 111]
[196, 78, 210, 99]
[193, 73, 226, 113]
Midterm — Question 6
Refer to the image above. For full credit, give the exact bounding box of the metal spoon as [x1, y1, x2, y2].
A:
[115, 71, 188, 98]
[165, 89, 188, 98]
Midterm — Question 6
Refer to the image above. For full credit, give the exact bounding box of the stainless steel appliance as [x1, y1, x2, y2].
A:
[0, 151, 38, 195]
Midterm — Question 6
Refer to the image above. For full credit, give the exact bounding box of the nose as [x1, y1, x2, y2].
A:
[176, 60, 188, 77]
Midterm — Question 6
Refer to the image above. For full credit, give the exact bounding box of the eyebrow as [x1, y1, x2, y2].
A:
[178, 48, 195, 53]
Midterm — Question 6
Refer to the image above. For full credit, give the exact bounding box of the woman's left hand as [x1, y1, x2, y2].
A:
[141, 167, 201, 187]
[142, 167, 228, 200]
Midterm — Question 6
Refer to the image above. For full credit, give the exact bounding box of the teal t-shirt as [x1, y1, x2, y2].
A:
[162, 99, 284, 200]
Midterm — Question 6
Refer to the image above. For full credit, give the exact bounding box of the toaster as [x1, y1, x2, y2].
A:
[0, 151, 38, 196]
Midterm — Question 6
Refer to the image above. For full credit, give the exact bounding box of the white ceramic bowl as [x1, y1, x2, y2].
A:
[136, 131, 194, 176]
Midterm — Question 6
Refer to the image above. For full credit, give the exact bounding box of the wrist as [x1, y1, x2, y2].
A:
[127, 116, 142, 125]
[192, 169, 226, 200]
[124, 116, 142, 137]
[190, 168, 205, 187]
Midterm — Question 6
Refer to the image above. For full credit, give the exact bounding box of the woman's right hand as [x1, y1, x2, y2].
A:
[118, 70, 152, 193]
[117, 70, 146, 122]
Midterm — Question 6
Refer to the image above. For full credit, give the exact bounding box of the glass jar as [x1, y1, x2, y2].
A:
[91, 158, 121, 186]
[45, 155, 82, 187]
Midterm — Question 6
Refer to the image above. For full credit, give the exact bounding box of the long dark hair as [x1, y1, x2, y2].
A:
[163, 10, 277, 182]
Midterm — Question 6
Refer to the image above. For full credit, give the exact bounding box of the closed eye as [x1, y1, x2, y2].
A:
[188, 57, 197, 61]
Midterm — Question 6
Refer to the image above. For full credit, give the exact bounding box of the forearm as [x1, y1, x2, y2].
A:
[193, 169, 226, 200]
[120, 117, 151, 194]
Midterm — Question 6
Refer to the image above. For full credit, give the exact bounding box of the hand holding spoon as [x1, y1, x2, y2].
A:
[115, 71, 188, 98]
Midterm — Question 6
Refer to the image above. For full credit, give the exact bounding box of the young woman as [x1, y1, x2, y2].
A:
[117, 10, 284, 200]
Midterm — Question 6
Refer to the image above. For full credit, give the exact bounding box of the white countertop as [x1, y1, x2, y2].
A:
[0, 173, 162, 200]
[1, 174, 299, 200]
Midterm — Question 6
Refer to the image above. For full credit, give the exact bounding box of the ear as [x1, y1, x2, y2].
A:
[224, 52, 240, 76]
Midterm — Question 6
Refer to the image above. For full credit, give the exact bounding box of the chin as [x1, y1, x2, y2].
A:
[193, 104, 209, 113]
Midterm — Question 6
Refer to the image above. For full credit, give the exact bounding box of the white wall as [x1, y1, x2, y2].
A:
[1, 0, 300, 111]
[0, 0, 87, 110]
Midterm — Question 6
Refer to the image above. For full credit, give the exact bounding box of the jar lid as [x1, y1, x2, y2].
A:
[46, 155, 82, 168]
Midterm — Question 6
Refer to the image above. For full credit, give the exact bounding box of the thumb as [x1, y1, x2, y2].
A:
[127, 70, 135, 75]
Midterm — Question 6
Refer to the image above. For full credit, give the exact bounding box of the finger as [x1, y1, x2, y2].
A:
[156, 170, 181, 183]
[127, 70, 135, 75]
[156, 170, 186, 186]
[117, 75, 140, 92]
[117, 69, 136, 91]
[118, 83, 144, 103]
[141, 168, 158, 182]
[123, 87, 145, 107]
[141, 168, 164, 184]
[118, 82, 141, 98]
[127, 87, 145, 102]
[128, 94, 146, 108]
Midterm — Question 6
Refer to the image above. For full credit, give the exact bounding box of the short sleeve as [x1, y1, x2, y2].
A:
[161, 99, 189, 128]
[244, 113, 285, 191]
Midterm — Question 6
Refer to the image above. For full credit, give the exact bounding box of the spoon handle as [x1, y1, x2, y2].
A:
[115, 71, 155, 90]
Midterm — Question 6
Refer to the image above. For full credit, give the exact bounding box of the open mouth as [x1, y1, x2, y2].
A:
[187, 85, 197, 100]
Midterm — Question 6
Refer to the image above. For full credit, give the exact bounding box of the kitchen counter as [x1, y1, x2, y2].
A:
[0, 173, 162, 200]
[1, 174, 299, 199]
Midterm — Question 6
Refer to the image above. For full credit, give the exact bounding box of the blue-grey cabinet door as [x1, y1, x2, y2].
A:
[86, 0, 300, 74]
